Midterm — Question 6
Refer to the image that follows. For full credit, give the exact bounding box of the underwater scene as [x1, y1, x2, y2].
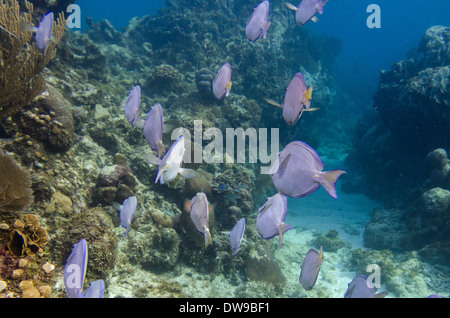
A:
[0, 0, 449, 300]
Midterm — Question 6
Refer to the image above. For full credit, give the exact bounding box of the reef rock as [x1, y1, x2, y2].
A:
[344, 26, 450, 203]
[15, 84, 75, 151]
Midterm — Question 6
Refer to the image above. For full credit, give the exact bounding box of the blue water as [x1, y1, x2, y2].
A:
[75, 0, 166, 31]
[76, 0, 450, 106]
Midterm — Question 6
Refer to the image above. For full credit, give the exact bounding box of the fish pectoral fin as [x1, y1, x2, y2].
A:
[284, 2, 298, 11]
[278, 154, 292, 179]
[264, 97, 282, 108]
[144, 153, 161, 166]
[304, 107, 320, 112]
[179, 168, 200, 179]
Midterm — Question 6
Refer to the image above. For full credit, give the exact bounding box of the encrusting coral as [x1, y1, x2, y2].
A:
[7, 214, 50, 257]
[0, 150, 33, 213]
[0, 0, 66, 121]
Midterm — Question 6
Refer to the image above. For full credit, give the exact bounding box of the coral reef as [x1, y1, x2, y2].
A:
[364, 149, 450, 266]
[0, 214, 55, 298]
[0, 0, 345, 297]
[0, 150, 33, 213]
[0, 0, 66, 121]
[7, 214, 50, 257]
[344, 26, 450, 204]
[11, 84, 75, 151]
[311, 229, 350, 252]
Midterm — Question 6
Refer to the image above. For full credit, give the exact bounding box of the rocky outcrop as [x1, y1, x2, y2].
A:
[344, 26, 450, 204]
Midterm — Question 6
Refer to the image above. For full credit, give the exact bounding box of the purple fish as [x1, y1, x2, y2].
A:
[145, 135, 199, 184]
[36, 12, 54, 55]
[270, 141, 346, 199]
[245, 1, 271, 42]
[344, 275, 388, 298]
[143, 103, 165, 158]
[120, 196, 137, 238]
[185, 192, 212, 248]
[124, 86, 141, 126]
[213, 63, 232, 100]
[282, 72, 313, 125]
[299, 246, 324, 291]
[82, 280, 105, 298]
[63, 239, 88, 298]
[229, 218, 246, 254]
[286, 0, 330, 25]
[256, 193, 292, 248]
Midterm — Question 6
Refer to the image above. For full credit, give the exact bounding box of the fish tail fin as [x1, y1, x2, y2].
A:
[204, 229, 212, 249]
[123, 222, 132, 238]
[284, 2, 298, 11]
[305, 86, 313, 101]
[264, 97, 282, 108]
[20, 20, 37, 32]
[158, 140, 166, 159]
[135, 118, 145, 129]
[184, 199, 192, 213]
[226, 82, 232, 97]
[311, 16, 319, 23]
[278, 222, 292, 248]
[320, 170, 346, 199]
[318, 246, 324, 265]
[262, 21, 271, 39]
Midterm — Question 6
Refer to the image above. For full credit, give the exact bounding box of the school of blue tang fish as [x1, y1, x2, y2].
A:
[57, 0, 412, 298]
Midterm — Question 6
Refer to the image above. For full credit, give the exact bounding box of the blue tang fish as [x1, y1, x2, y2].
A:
[245, 1, 271, 42]
[22, 12, 54, 55]
[213, 63, 232, 100]
[270, 141, 346, 199]
[285, 0, 330, 25]
[144, 135, 199, 184]
[120, 196, 137, 238]
[256, 193, 292, 248]
[344, 275, 388, 298]
[143, 103, 165, 158]
[299, 246, 324, 291]
[124, 85, 142, 126]
[265, 72, 317, 125]
[227, 218, 246, 254]
[185, 192, 212, 249]
[82, 280, 105, 298]
[63, 239, 88, 298]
